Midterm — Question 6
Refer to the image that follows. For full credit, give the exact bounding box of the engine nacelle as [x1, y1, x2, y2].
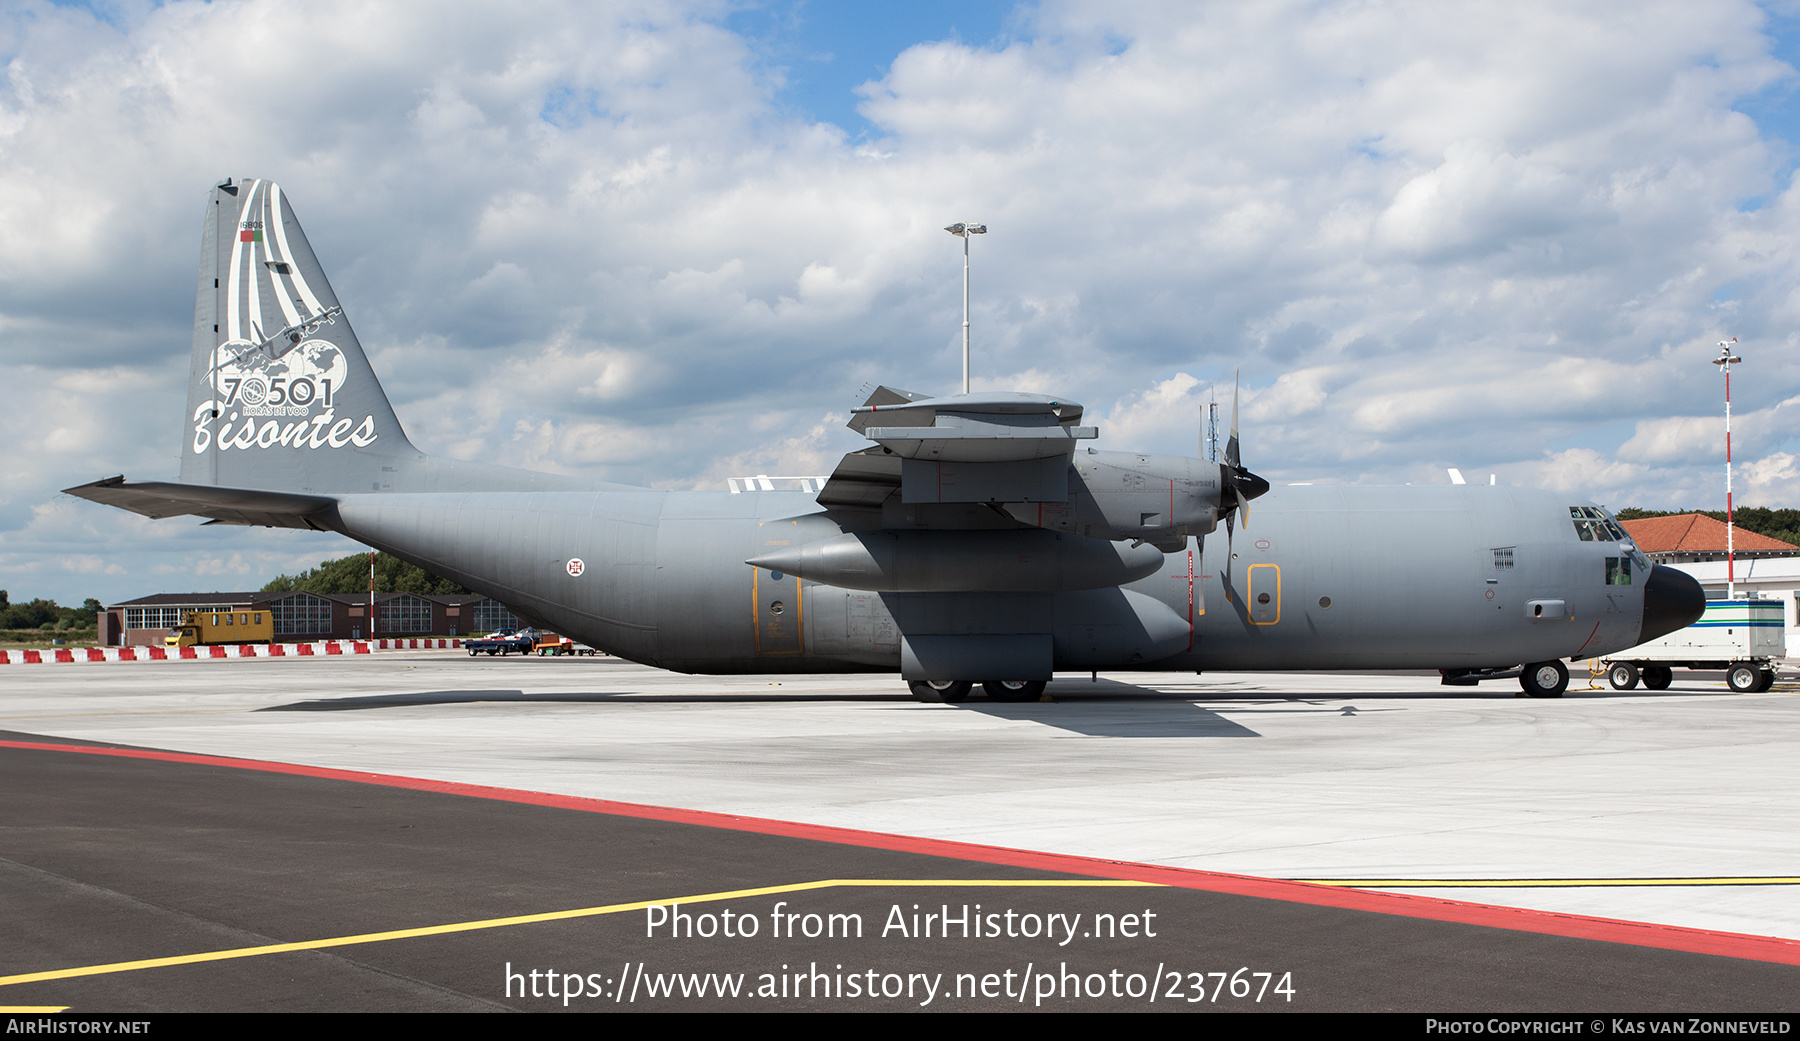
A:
[1004, 449, 1222, 546]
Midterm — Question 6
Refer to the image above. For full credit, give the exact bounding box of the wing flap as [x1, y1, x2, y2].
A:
[814, 448, 901, 508]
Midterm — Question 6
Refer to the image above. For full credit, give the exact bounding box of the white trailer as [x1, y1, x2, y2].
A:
[1601, 597, 1785, 692]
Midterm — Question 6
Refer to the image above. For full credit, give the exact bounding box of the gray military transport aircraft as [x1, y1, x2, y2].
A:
[67, 179, 1705, 701]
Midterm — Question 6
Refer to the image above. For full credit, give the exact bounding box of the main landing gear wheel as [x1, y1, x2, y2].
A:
[1607, 662, 1639, 690]
[1726, 661, 1760, 693]
[1640, 665, 1673, 690]
[982, 680, 1047, 702]
[908, 680, 972, 703]
[1520, 660, 1569, 698]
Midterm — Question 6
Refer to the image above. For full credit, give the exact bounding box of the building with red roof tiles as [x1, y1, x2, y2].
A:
[1619, 513, 1799, 565]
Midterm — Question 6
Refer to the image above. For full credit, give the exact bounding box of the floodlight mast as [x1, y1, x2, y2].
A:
[945, 222, 986, 394]
[1714, 339, 1742, 598]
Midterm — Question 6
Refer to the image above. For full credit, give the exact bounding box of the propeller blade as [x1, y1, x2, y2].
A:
[1225, 370, 1241, 472]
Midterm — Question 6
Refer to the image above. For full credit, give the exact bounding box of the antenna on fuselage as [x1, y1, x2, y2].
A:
[1205, 392, 1219, 462]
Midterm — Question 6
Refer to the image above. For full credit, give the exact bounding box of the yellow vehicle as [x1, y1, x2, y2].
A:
[165, 609, 274, 647]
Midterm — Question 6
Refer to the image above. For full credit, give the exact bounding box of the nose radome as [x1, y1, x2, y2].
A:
[1639, 564, 1706, 644]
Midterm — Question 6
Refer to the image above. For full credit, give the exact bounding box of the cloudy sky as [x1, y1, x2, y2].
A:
[6, 0, 1800, 606]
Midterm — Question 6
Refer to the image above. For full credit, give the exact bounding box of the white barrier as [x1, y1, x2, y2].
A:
[0, 638, 465, 664]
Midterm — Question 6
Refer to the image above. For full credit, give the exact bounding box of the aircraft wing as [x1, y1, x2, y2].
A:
[62, 476, 340, 529]
[816, 385, 1096, 511]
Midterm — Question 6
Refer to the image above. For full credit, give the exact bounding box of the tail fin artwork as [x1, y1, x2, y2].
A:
[181, 178, 418, 493]
[65, 178, 605, 527]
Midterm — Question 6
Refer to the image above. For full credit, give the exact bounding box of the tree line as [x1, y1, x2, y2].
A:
[0, 593, 103, 631]
[261, 551, 470, 596]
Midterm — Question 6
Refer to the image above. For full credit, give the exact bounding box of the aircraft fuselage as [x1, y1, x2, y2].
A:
[332, 481, 1652, 675]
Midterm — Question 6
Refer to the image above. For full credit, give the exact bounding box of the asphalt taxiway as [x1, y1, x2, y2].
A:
[2, 652, 1798, 1011]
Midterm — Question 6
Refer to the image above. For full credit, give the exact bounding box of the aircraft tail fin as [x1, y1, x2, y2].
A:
[179, 178, 419, 492]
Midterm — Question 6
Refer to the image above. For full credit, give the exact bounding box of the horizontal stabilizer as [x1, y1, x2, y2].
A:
[62, 476, 339, 529]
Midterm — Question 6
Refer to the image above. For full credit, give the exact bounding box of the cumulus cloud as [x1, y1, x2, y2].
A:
[5, 0, 1800, 603]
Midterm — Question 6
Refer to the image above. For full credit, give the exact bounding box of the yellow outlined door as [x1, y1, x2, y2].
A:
[754, 569, 804, 655]
[1248, 563, 1280, 625]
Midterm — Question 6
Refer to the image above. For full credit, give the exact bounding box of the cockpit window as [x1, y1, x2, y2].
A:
[1569, 505, 1626, 542]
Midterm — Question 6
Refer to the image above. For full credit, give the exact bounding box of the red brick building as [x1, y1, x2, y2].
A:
[103, 592, 524, 647]
[1618, 513, 1800, 565]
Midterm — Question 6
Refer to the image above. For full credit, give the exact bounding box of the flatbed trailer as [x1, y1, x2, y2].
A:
[464, 629, 535, 656]
[1601, 597, 1785, 693]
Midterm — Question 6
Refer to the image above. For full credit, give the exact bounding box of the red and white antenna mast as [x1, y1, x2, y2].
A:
[1713, 339, 1742, 598]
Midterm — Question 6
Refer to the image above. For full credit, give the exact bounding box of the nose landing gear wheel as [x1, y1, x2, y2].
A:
[1520, 660, 1569, 698]
[982, 680, 1047, 702]
[908, 680, 972, 703]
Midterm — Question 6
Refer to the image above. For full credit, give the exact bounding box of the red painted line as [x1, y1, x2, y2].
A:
[1573, 619, 1603, 656]
[3, 737, 1797, 966]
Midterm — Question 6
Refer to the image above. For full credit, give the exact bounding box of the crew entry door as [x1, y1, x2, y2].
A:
[754, 569, 803, 655]
[1248, 563, 1281, 625]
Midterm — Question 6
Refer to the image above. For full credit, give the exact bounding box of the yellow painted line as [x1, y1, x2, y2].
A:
[0, 1007, 70, 1012]
[1293, 877, 1800, 888]
[0, 878, 1160, 988]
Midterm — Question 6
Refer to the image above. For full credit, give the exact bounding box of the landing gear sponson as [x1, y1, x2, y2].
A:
[908, 680, 1048, 703]
[1439, 660, 1571, 698]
